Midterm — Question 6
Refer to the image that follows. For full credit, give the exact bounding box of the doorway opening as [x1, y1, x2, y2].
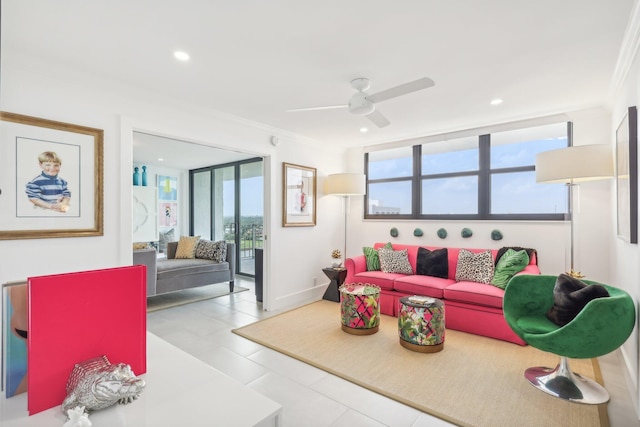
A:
[132, 131, 265, 280]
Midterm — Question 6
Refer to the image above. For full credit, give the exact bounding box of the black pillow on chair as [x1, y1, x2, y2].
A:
[546, 274, 610, 326]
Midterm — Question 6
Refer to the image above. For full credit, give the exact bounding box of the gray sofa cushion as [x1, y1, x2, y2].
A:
[156, 259, 229, 281]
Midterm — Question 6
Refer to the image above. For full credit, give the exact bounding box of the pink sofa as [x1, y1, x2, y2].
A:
[344, 243, 540, 345]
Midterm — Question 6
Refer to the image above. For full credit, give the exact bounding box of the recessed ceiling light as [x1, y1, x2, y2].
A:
[174, 51, 190, 61]
[490, 98, 503, 106]
[158, 158, 164, 162]
[360, 127, 369, 133]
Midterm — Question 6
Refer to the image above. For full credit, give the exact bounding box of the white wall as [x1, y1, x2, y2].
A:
[610, 25, 640, 414]
[0, 49, 348, 313]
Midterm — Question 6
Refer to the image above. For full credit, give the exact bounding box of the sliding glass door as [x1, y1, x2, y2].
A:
[239, 161, 264, 275]
[191, 158, 263, 276]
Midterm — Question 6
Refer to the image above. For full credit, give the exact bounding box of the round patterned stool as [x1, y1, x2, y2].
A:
[398, 295, 445, 352]
[339, 284, 381, 335]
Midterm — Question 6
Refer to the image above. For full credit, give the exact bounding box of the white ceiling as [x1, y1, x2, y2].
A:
[132, 131, 257, 170]
[3, 1, 636, 155]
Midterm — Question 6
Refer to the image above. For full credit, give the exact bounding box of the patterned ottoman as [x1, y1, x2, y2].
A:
[339, 284, 381, 335]
[398, 295, 445, 353]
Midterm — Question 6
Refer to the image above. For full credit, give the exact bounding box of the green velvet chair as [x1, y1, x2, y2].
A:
[503, 274, 635, 404]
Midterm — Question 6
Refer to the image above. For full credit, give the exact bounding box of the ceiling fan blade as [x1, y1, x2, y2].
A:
[286, 104, 347, 112]
[366, 110, 391, 128]
[367, 77, 435, 104]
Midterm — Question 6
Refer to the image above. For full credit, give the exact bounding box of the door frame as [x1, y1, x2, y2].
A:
[121, 116, 273, 311]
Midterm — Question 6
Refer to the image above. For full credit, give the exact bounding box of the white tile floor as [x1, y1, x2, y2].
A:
[146, 277, 639, 427]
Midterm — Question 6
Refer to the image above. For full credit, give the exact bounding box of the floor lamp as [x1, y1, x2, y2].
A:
[324, 173, 366, 265]
[535, 144, 613, 278]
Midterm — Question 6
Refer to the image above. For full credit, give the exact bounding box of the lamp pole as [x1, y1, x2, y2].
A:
[342, 195, 348, 265]
[567, 180, 583, 278]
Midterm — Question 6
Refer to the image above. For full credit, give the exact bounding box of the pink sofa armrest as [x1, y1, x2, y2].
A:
[345, 255, 367, 283]
[516, 264, 541, 276]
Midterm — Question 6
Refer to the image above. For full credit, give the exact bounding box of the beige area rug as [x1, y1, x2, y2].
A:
[147, 283, 249, 312]
[233, 300, 608, 427]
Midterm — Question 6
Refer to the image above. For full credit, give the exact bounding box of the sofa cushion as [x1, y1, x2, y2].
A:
[196, 239, 227, 262]
[444, 281, 505, 309]
[491, 249, 529, 289]
[133, 242, 150, 250]
[363, 242, 392, 271]
[175, 235, 201, 259]
[455, 249, 494, 284]
[158, 228, 176, 253]
[393, 275, 455, 299]
[378, 248, 413, 274]
[374, 243, 421, 274]
[156, 258, 229, 281]
[496, 246, 537, 266]
[416, 247, 448, 279]
[350, 271, 400, 291]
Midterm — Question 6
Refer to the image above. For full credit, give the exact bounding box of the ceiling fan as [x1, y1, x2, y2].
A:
[286, 77, 435, 128]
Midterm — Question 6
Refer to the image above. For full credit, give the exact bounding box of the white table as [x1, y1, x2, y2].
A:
[1, 332, 282, 426]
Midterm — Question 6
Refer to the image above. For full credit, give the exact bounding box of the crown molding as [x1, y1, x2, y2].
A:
[610, 0, 640, 100]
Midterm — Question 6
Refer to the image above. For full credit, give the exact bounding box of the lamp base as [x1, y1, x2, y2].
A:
[565, 269, 585, 279]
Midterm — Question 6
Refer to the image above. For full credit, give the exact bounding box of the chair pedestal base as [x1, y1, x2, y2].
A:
[524, 356, 609, 404]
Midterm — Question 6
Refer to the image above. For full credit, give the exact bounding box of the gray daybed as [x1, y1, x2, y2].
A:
[134, 241, 235, 297]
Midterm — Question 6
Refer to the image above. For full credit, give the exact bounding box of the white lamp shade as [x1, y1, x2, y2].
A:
[324, 173, 366, 196]
[535, 144, 613, 183]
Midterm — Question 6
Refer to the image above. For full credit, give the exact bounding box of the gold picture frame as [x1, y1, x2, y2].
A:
[282, 162, 316, 227]
[0, 112, 104, 239]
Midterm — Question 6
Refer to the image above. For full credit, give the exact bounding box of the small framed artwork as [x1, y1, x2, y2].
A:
[159, 201, 178, 227]
[283, 162, 316, 227]
[616, 106, 638, 244]
[157, 175, 178, 229]
[0, 112, 104, 240]
[157, 175, 178, 201]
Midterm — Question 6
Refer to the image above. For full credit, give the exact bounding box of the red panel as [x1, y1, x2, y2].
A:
[27, 266, 146, 415]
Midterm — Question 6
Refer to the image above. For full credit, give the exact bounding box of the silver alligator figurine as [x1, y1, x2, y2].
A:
[61, 355, 146, 415]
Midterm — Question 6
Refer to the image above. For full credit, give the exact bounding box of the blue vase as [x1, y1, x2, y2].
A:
[141, 165, 148, 186]
[133, 167, 140, 186]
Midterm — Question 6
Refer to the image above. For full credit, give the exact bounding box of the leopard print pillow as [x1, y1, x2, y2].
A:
[455, 249, 494, 284]
[195, 239, 227, 262]
[378, 248, 413, 274]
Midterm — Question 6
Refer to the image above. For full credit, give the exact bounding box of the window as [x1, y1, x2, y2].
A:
[190, 158, 263, 276]
[364, 122, 569, 220]
[367, 147, 413, 215]
[421, 137, 479, 215]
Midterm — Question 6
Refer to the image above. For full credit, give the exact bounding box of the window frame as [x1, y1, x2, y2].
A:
[364, 123, 571, 221]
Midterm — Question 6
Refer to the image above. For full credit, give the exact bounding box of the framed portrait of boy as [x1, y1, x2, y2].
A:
[0, 112, 104, 239]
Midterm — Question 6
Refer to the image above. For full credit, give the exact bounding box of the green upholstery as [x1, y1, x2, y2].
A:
[503, 275, 635, 359]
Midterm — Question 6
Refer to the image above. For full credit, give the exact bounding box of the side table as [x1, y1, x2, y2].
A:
[398, 295, 445, 353]
[322, 267, 347, 302]
[339, 283, 381, 335]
